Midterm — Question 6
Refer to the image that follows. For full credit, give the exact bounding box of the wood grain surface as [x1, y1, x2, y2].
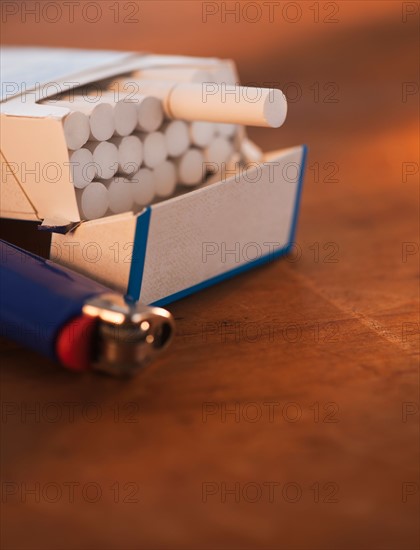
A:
[1, 2, 419, 549]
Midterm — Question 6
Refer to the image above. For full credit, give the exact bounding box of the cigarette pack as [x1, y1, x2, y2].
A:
[0, 47, 306, 306]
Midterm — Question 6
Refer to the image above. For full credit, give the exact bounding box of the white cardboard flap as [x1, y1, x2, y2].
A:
[0, 151, 38, 220]
[0, 115, 80, 221]
[0, 47, 225, 114]
[0, 48, 139, 103]
[52, 212, 138, 292]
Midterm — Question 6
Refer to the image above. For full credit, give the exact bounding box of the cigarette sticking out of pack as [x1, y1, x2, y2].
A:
[41, 72, 287, 221]
[110, 79, 287, 128]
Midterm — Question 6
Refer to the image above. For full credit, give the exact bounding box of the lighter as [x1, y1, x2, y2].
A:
[0, 240, 174, 376]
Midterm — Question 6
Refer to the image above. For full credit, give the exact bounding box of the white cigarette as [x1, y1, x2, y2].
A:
[215, 123, 238, 138]
[190, 120, 216, 147]
[68, 148, 96, 189]
[88, 102, 115, 141]
[79, 181, 109, 220]
[75, 89, 137, 137]
[226, 152, 242, 172]
[131, 168, 156, 206]
[115, 80, 169, 102]
[153, 160, 177, 198]
[210, 64, 238, 86]
[63, 111, 90, 150]
[133, 68, 214, 84]
[136, 96, 164, 133]
[44, 98, 115, 141]
[170, 84, 287, 128]
[111, 135, 143, 175]
[189, 121, 216, 148]
[138, 131, 167, 169]
[240, 138, 264, 163]
[85, 141, 119, 180]
[204, 152, 242, 186]
[176, 148, 205, 187]
[106, 177, 134, 214]
[111, 96, 138, 137]
[162, 120, 190, 157]
[204, 136, 234, 171]
[114, 80, 287, 128]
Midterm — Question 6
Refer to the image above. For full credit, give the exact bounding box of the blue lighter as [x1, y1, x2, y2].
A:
[0, 240, 174, 375]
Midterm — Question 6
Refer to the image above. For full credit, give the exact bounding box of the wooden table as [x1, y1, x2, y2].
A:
[1, 2, 419, 548]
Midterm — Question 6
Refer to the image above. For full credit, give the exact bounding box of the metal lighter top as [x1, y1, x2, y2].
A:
[82, 293, 174, 376]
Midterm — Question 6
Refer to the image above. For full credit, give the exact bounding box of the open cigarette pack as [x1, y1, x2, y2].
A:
[0, 47, 306, 306]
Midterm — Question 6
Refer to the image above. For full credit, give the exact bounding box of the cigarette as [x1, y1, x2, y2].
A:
[100, 90, 138, 137]
[189, 121, 216, 148]
[133, 68, 214, 84]
[176, 148, 205, 187]
[68, 148, 96, 189]
[240, 138, 264, 163]
[74, 89, 137, 137]
[207, 62, 238, 86]
[44, 98, 115, 141]
[226, 152, 243, 172]
[215, 123, 238, 138]
[85, 141, 119, 180]
[131, 167, 156, 206]
[111, 135, 143, 175]
[162, 120, 190, 157]
[204, 152, 242, 186]
[137, 131, 167, 169]
[88, 102, 115, 141]
[153, 160, 177, 198]
[114, 80, 287, 128]
[204, 136, 234, 169]
[136, 96, 164, 133]
[106, 177, 134, 214]
[63, 111, 90, 150]
[170, 84, 287, 128]
[46, 96, 115, 141]
[79, 181, 109, 220]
